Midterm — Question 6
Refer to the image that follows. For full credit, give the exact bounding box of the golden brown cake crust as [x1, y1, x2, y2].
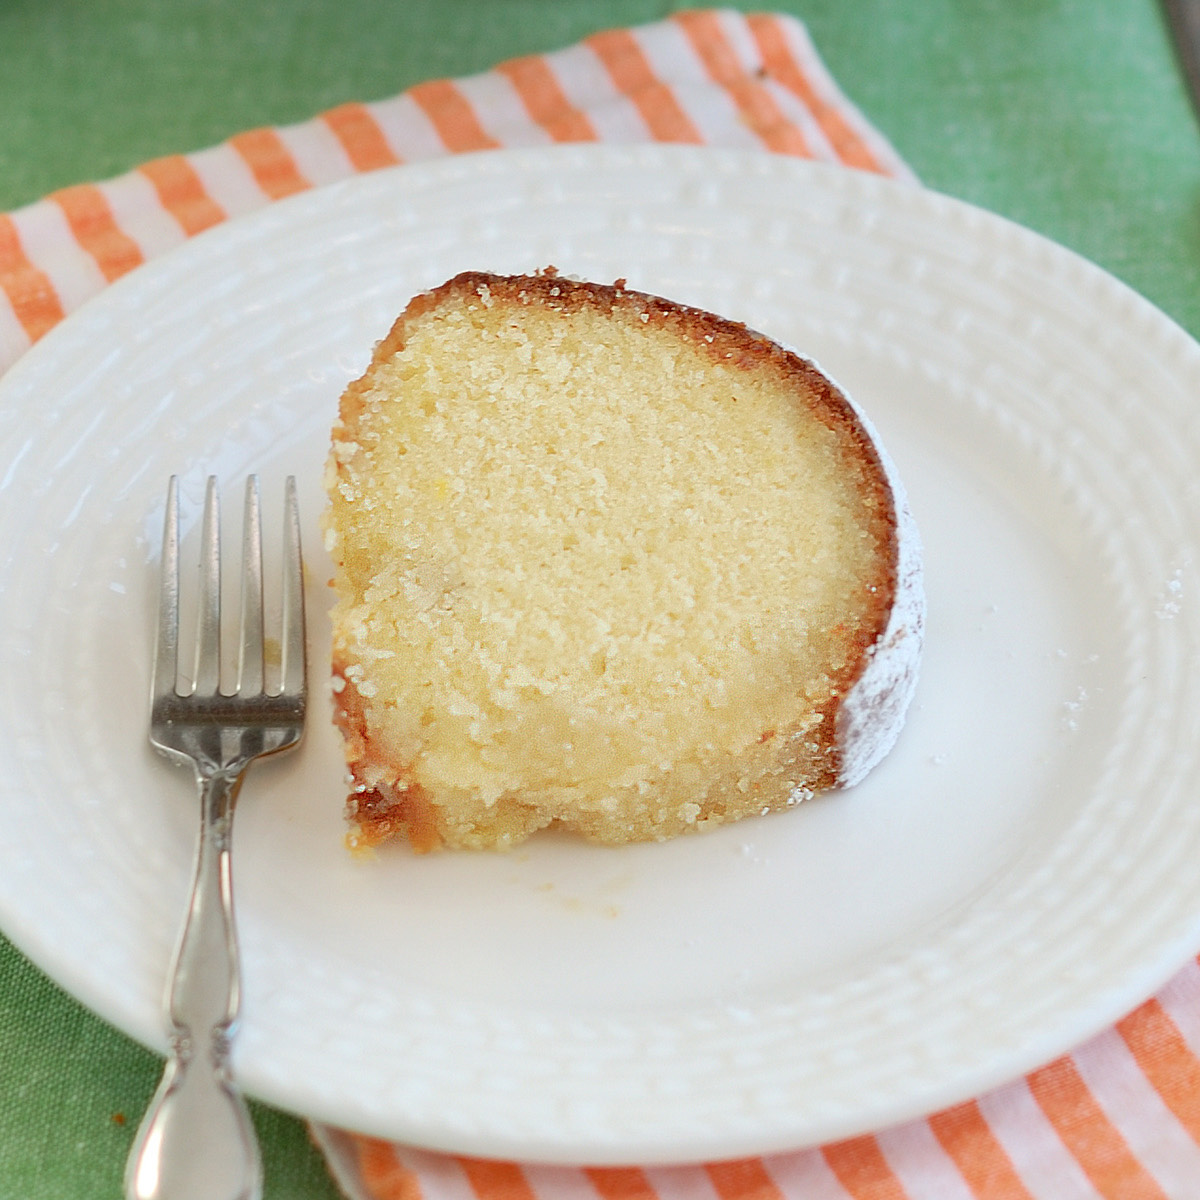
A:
[326, 269, 920, 852]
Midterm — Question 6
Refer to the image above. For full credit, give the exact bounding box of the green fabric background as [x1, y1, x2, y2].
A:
[0, 0, 1197, 1196]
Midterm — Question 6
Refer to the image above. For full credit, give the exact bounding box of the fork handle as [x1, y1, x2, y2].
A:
[126, 769, 262, 1200]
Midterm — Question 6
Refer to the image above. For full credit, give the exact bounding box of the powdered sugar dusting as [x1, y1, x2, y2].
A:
[820, 364, 925, 786]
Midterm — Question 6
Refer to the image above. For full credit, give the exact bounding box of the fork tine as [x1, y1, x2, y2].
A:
[279, 475, 306, 698]
[153, 476, 181, 701]
[193, 476, 222, 696]
[238, 476, 265, 696]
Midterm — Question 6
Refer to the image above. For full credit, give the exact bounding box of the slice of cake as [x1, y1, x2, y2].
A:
[323, 270, 923, 852]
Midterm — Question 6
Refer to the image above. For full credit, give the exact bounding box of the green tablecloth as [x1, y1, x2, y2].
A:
[1, 1, 1197, 1196]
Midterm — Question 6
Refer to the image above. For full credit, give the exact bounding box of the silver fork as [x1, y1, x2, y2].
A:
[126, 475, 306, 1200]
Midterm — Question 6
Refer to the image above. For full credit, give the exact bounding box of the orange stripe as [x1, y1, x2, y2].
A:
[822, 1135, 910, 1200]
[674, 8, 744, 80]
[927, 1101, 1034, 1200]
[354, 1137, 425, 1200]
[583, 1167, 659, 1200]
[585, 28, 704, 144]
[1027, 1057, 1169, 1199]
[456, 1158, 537, 1200]
[745, 14, 886, 174]
[138, 155, 226, 236]
[0, 213, 66, 342]
[409, 80, 502, 153]
[1117, 996, 1200, 1142]
[672, 11, 809, 156]
[50, 184, 143, 283]
[228, 127, 311, 199]
[706, 1158, 786, 1200]
[496, 55, 598, 142]
[322, 102, 402, 172]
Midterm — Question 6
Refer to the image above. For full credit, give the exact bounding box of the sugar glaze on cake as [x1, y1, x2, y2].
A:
[323, 270, 924, 851]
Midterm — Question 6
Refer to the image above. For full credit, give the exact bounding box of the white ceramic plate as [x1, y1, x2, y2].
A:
[2, 145, 1200, 1165]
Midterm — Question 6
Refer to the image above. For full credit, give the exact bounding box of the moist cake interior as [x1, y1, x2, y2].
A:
[325, 274, 899, 850]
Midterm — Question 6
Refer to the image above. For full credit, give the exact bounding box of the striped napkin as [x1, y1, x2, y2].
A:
[5, 9, 1200, 1199]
